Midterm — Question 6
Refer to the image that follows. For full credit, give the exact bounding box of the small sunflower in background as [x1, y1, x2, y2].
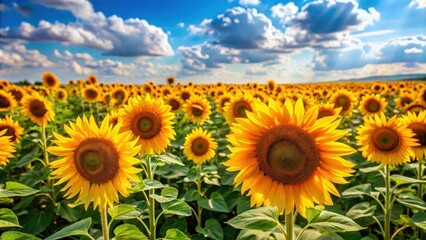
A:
[356, 113, 418, 166]
[405, 101, 426, 115]
[402, 110, 426, 161]
[0, 116, 24, 143]
[395, 93, 414, 110]
[8, 85, 26, 104]
[107, 109, 121, 127]
[86, 74, 98, 85]
[216, 92, 232, 114]
[55, 88, 68, 102]
[183, 95, 212, 125]
[0, 90, 17, 112]
[121, 94, 176, 154]
[0, 129, 15, 167]
[317, 102, 342, 119]
[49, 115, 141, 210]
[165, 94, 183, 113]
[223, 92, 255, 125]
[184, 127, 217, 164]
[110, 86, 128, 108]
[21, 93, 55, 126]
[42, 72, 60, 89]
[167, 76, 175, 85]
[82, 85, 100, 103]
[329, 89, 357, 117]
[359, 94, 387, 116]
[225, 98, 355, 217]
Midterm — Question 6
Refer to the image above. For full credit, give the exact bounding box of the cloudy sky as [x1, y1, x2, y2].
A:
[0, 0, 425, 84]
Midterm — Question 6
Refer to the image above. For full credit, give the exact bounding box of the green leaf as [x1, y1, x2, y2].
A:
[0, 209, 20, 228]
[55, 201, 82, 222]
[341, 184, 371, 197]
[183, 188, 201, 202]
[391, 175, 426, 187]
[45, 217, 92, 240]
[21, 207, 54, 235]
[109, 204, 137, 221]
[359, 165, 381, 173]
[237, 229, 285, 240]
[155, 153, 184, 166]
[161, 199, 192, 216]
[346, 202, 376, 220]
[16, 147, 40, 168]
[164, 229, 190, 240]
[306, 205, 325, 223]
[412, 212, 426, 230]
[113, 224, 148, 240]
[186, 167, 200, 182]
[310, 210, 365, 232]
[0, 182, 40, 198]
[396, 194, 426, 211]
[150, 187, 178, 203]
[1, 231, 41, 240]
[135, 179, 164, 192]
[227, 207, 279, 231]
[198, 192, 230, 213]
[196, 218, 223, 240]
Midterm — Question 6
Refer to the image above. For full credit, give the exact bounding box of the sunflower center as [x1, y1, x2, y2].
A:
[131, 111, 161, 139]
[233, 101, 252, 118]
[45, 76, 56, 87]
[0, 125, 16, 142]
[74, 138, 119, 184]
[220, 97, 230, 108]
[256, 125, 319, 184]
[335, 95, 350, 110]
[372, 127, 400, 152]
[181, 92, 190, 101]
[191, 137, 209, 156]
[192, 104, 204, 117]
[409, 123, 426, 147]
[10, 90, 23, 101]
[0, 95, 11, 108]
[365, 99, 380, 113]
[29, 100, 47, 118]
[169, 99, 180, 110]
[317, 109, 334, 119]
[85, 89, 98, 99]
[401, 97, 412, 107]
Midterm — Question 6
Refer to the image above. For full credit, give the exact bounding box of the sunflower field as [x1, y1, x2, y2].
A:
[0, 73, 425, 240]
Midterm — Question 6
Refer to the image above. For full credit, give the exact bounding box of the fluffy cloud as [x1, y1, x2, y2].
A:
[270, 2, 298, 22]
[239, 0, 260, 6]
[0, 0, 173, 57]
[409, 0, 426, 9]
[0, 44, 53, 69]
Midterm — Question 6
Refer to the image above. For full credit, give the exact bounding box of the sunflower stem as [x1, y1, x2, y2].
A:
[41, 123, 55, 205]
[419, 160, 423, 199]
[100, 206, 109, 240]
[285, 212, 294, 240]
[145, 155, 156, 240]
[384, 164, 391, 240]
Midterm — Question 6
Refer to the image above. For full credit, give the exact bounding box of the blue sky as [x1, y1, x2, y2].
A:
[0, 0, 425, 84]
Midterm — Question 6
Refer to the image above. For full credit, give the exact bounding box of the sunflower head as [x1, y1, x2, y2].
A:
[42, 72, 60, 89]
[55, 88, 68, 102]
[225, 98, 355, 217]
[183, 95, 212, 125]
[166, 94, 183, 113]
[49, 115, 141, 210]
[8, 85, 25, 103]
[402, 110, 426, 160]
[359, 94, 387, 116]
[167, 76, 175, 85]
[83, 86, 100, 103]
[317, 102, 342, 119]
[0, 129, 15, 167]
[121, 94, 176, 154]
[184, 128, 217, 164]
[329, 90, 357, 117]
[356, 113, 418, 166]
[21, 93, 55, 126]
[223, 92, 255, 125]
[0, 90, 17, 111]
[0, 116, 24, 143]
[86, 75, 98, 85]
[110, 87, 128, 108]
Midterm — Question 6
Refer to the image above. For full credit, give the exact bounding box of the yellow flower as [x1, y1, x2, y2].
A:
[121, 94, 176, 154]
[359, 94, 388, 116]
[21, 93, 55, 126]
[49, 115, 141, 210]
[225, 98, 355, 217]
[166, 94, 183, 113]
[184, 128, 217, 164]
[356, 113, 418, 166]
[329, 90, 357, 117]
[183, 95, 211, 125]
[223, 92, 255, 124]
[55, 88, 68, 102]
[317, 102, 341, 119]
[42, 72, 60, 89]
[110, 86, 128, 108]
[402, 110, 426, 160]
[82, 86, 100, 103]
[0, 90, 17, 112]
[0, 116, 24, 143]
[0, 129, 15, 167]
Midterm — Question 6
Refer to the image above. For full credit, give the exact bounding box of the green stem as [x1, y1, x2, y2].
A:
[41, 123, 55, 205]
[285, 212, 294, 240]
[196, 163, 203, 227]
[145, 155, 156, 240]
[384, 164, 391, 240]
[390, 225, 408, 240]
[419, 160, 423, 199]
[100, 206, 109, 240]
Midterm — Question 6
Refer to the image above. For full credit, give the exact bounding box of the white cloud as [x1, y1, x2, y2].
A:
[351, 29, 394, 38]
[0, 43, 53, 69]
[271, 2, 298, 20]
[405, 47, 424, 54]
[177, 22, 185, 28]
[31, 0, 98, 20]
[239, 0, 260, 6]
[409, 0, 426, 9]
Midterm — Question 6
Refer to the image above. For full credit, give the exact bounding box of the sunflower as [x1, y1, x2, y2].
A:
[42, 72, 60, 89]
[107, 109, 121, 127]
[55, 88, 68, 102]
[402, 110, 426, 160]
[82, 86, 100, 103]
[120, 94, 176, 154]
[110, 87, 128, 108]
[223, 92, 255, 125]
[166, 94, 183, 113]
[356, 113, 417, 166]
[21, 93, 55, 126]
[167, 76, 175, 85]
[317, 102, 342, 119]
[0, 90, 17, 111]
[48, 115, 141, 210]
[8, 85, 25, 103]
[0, 129, 15, 167]
[184, 128, 217, 164]
[183, 95, 212, 125]
[329, 90, 357, 117]
[359, 94, 388, 116]
[225, 98, 355, 217]
[216, 93, 232, 114]
[86, 75, 98, 85]
[396, 93, 414, 110]
[0, 116, 24, 143]
[405, 102, 426, 114]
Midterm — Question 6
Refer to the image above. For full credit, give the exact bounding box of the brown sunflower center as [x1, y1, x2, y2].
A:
[45, 76, 56, 87]
[169, 99, 180, 110]
[181, 92, 190, 101]
[401, 97, 413, 107]
[409, 123, 426, 147]
[191, 137, 209, 156]
[29, 100, 47, 118]
[10, 90, 23, 101]
[233, 101, 252, 118]
[131, 111, 161, 139]
[192, 104, 204, 117]
[372, 127, 400, 152]
[317, 108, 334, 119]
[0, 95, 11, 108]
[74, 138, 119, 184]
[364, 99, 381, 113]
[335, 95, 350, 111]
[256, 125, 319, 184]
[85, 89, 98, 100]
[0, 125, 16, 142]
[220, 97, 230, 108]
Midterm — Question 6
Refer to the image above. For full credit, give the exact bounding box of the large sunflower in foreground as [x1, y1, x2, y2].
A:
[184, 127, 217, 164]
[225, 98, 355, 217]
[121, 94, 176, 154]
[48, 115, 141, 210]
[0, 116, 24, 143]
[359, 94, 388, 116]
[21, 93, 55, 126]
[402, 110, 426, 160]
[183, 95, 212, 125]
[0, 130, 15, 167]
[356, 113, 417, 166]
